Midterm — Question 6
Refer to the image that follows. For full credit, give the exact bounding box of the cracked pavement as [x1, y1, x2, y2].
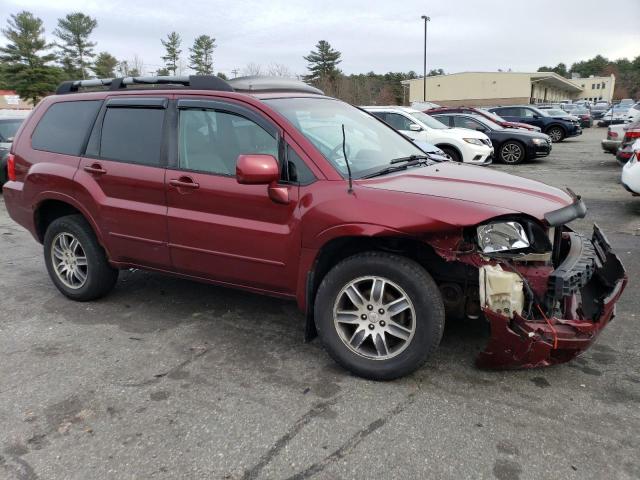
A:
[1, 126, 639, 479]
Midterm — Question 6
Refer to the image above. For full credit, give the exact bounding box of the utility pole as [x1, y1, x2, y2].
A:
[231, 68, 239, 78]
[421, 15, 430, 102]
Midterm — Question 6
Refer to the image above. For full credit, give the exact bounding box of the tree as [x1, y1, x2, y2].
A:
[161, 31, 181, 75]
[427, 68, 445, 76]
[304, 40, 341, 83]
[217, 72, 228, 80]
[54, 12, 97, 79]
[93, 51, 118, 78]
[536, 63, 568, 78]
[267, 63, 292, 77]
[570, 55, 609, 78]
[156, 67, 170, 76]
[189, 34, 216, 75]
[0, 11, 62, 104]
[242, 62, 262, 76]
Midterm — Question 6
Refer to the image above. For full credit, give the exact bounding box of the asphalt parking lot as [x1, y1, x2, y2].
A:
[1, 126, 639, 480]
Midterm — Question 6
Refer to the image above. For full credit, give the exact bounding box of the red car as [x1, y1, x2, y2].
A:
[428, 107, 542, 132]
[3, 76, 626, 380]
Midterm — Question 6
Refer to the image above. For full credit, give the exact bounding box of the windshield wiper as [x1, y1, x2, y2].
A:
[362, 155, 432, 179]
[390, 154, 432, 164]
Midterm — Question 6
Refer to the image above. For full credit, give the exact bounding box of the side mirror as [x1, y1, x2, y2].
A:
[236, 154, 279, 185]
[408, 123, 422, 132]
[236, 154, 289, 204]
[532, 114, 540, 119]
[6, 136, 14, 142]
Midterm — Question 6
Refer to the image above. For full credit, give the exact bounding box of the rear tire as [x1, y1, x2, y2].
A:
[440, 147, 461, 162]
[314, 252, 445, 380]
[546, 126, 565, 143]
[499, 141, 526, 164]
[44, 215, 118, 301]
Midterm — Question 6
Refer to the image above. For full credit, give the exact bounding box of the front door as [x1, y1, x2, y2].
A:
[165, 98, 302, 295]
[77, 97, 170, 268]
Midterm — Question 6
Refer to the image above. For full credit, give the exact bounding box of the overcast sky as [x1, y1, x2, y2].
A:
[2, 0, 639, 78]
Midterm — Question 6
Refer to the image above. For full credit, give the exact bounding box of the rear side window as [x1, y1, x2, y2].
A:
[100, 108, 165, 166]
[32, 100, 102, 155]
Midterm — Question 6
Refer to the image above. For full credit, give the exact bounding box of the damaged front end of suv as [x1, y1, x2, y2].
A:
[424, 195, 627, 369]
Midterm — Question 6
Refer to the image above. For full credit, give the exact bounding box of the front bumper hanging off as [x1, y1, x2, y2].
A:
[477, 225, 627, 369]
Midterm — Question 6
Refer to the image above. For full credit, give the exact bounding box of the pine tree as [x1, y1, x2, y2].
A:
[303, 40, 341, 83]
[0, 11, 62, 104]
[161, 32, 182, 75]
[93, 51, 118, 78]
[54, 12, 97, 79]
[189, 35, 216, 75]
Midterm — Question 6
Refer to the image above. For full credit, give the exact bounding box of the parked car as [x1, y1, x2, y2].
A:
[2, 75, 626, 379]
[626, 102, 640, 124]
[621, 139, 640, 195]
[0, 111, 30, 185]
[619, 98, 635, 107]
[431, 112, 551, 164]
[601, 123, 631, 154]
[364, 106, 494, 164]
[541, 108, 580, 123]
[571, 107, 593, 128]
[600, 105, 631, 126]
[591, 102, 610, 120]
[616, 124, 640, 165]
[410, 101, 441, 111]
[488, 105, 582, 142]
[428, 106, 542, 132]
[561, 103, 580, 114]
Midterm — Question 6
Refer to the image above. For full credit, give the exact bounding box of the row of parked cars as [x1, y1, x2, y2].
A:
[600, 118, 640, 196]
[364, 103, 582, 165]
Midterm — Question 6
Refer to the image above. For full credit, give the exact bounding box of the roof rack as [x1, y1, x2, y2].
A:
[55, 75, 323, 96]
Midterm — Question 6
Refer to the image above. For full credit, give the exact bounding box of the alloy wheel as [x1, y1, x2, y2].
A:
[333, 276, 416, 360]
[548, 128, 563, 142]
[51, 232, 88, 289]
[501, 143, 523, 163]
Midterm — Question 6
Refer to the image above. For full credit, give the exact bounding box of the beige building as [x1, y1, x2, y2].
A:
[0, 90, 32, 110]
[572, 74, 615, 103]
[403, 71, 612, 107]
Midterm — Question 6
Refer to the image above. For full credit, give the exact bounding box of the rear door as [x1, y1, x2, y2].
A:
[77, 97, 170, 268]
[164, 97, 307, 294]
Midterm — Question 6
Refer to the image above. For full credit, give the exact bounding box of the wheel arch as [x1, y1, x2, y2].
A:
[434, 143, 463, 161]
[303, 235, 443, 341]
[33, 194, 107, 254]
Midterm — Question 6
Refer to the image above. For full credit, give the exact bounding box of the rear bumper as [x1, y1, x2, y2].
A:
[601, 139, 621, 153]
[2, 180, 37, 239]
[477, 225, 627, 369]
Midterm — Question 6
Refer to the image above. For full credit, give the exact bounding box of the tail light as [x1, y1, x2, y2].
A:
[609, 130, 618, 139]
[624, 130, 640, 141]
[7, 153, 16, 181]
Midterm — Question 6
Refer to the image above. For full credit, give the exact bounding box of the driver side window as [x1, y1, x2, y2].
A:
[178, 109, 278, 175]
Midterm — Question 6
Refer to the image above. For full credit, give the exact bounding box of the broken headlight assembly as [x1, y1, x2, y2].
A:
[476, 221, 530, 253]
[475, 219, 552, 256]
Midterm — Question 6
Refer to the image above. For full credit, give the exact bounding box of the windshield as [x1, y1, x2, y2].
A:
[409, 111, 449, 129]
[0, 119, 23, 142]
[264, 97, 427, 178]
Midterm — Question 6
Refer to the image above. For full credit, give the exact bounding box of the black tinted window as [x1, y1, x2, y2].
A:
[495, 107, 519, 117]
[454, 116, 483, 130]
[32, 100, 102, 155]
[283, 145, 315, 184]
[100, 108, 165, 166]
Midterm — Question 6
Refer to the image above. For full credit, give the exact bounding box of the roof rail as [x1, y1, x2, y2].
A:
[227, 76, 324, 95]
[55, 75, 323, 96]
[55, 75, 234, 95]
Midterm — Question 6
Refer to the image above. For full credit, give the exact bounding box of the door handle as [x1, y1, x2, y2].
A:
[84, 163, 107, 175]
[169, 178, 200, 189]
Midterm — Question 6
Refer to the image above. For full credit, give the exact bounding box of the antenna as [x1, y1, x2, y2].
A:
[342, 124, 353, 194]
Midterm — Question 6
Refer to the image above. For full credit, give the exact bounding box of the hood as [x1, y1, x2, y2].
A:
[439, 127, 489, 140]
[358, 162, 573, 222]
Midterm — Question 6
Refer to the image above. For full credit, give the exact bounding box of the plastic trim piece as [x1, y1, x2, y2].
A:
[544, 197, 587, 226]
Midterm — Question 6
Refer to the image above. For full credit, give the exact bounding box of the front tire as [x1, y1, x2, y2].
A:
[314, 252, 445, 380]
[44, 215, 118, 301]
[440, 146, 461, 162]
[546, 126, 565, 143]
[499, 141, 526, 164]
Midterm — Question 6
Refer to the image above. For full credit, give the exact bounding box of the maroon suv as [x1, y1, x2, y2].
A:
[3, 75, 626, 380]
